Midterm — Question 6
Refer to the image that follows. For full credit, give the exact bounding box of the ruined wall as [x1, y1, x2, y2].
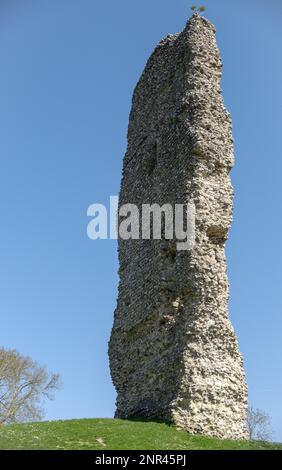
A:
[109, 14, 249, 440]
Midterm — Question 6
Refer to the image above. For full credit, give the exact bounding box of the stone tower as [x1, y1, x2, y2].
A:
[109, 14, 249, 439]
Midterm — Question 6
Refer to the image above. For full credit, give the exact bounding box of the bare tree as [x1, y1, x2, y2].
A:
[247, 406, 273, 441]
[0, 348, 61, 424]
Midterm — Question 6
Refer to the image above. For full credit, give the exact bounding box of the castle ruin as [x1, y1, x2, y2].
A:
[109, 14, 249, 440]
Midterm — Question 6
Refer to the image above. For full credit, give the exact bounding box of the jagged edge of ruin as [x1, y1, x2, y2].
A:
[109, 14, 249, 440]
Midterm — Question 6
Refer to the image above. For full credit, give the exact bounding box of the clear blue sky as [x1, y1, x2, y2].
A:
[0, 0, 281, 440]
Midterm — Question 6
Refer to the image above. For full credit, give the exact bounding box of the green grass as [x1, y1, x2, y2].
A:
[0, 418, 280, 450]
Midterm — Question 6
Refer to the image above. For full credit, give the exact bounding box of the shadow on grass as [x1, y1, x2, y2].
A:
[122, 416, 174, 427]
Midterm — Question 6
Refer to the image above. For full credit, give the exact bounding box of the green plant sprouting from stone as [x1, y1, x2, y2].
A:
[191, 5, 206, 14]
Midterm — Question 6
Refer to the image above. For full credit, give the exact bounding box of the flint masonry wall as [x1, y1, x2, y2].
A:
[109, 14, 249, 439]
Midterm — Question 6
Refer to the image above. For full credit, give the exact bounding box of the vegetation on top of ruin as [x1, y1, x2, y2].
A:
[191, 5, 206, 14]
[0, 418, 280, 450]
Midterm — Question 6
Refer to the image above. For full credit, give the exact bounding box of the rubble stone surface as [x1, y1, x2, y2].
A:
[109, 14, 249, 440]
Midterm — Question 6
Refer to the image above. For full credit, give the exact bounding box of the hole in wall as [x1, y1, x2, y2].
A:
[206, 225, 228, 244]
[147, 139, 160, 175]
[161, 241, 177, 262]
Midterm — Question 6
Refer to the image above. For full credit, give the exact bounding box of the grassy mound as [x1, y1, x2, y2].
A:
[0, 418, 280, 450]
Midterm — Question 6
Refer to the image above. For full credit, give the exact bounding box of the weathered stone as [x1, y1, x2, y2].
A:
[109, 14, 249, 440]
